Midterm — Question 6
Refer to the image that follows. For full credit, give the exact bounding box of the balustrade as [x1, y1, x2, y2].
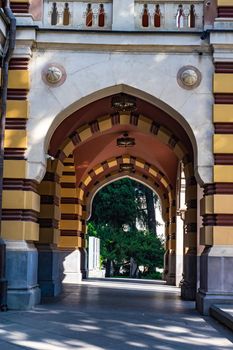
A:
[135, 1, 203, 31]
[44, 1, 112, 29]
[43, 0, 203, 31]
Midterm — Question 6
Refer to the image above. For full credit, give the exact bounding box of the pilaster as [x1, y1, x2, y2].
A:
[197, 37, 233, 313]
[181, 176, 197, 301]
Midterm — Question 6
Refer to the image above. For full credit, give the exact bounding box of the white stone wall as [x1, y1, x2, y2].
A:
[27, 41, 213, 184]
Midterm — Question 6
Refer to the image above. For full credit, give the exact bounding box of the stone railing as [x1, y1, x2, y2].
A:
[43, 0, 203, 31]
[43, 0, 113, 29]
[135, 1, 204, 31]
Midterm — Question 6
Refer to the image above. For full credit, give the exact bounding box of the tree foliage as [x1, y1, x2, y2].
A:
[88, 178, 164, 278]
[91, 179, 139, 228]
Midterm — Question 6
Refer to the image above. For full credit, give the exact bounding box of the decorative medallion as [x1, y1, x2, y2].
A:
[177, 66, 201, 90]
[42, 63, 66, 87]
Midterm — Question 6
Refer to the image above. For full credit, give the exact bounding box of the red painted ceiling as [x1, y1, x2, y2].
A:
[49, 95, 194, 188]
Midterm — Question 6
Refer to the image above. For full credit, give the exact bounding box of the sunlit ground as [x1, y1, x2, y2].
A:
[0, 279, 233, 350]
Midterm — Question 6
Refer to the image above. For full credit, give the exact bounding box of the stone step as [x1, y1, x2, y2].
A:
[210, 304, 233, 331]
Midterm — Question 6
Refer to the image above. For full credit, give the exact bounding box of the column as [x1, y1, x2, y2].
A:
[181, 174, 197, 301]
[197, 58, 233, 314]
[163, 204, 169, 281]
[59, 157, 83, 283]
[166, 199, 176, 285]
[168, 200, 176, 285]
[175, 166, 185, 286]
[37, 159, 62, 297]
[2, 56, 40, 309]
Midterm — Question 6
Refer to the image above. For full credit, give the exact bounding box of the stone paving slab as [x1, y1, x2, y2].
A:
[0, 279, 232, 350]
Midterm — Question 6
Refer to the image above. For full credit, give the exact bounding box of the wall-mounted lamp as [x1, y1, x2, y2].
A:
[120, 163, 135, 172]
[111, 93, 137, 112]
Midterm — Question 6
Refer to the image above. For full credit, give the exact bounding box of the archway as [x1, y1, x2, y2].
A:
[37, 91, 198, 305]
[85, 176, 166, 279]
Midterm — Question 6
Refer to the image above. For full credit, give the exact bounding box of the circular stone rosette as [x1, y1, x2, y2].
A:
[42, 63, 66, 87]
[177, 66, 201, 90]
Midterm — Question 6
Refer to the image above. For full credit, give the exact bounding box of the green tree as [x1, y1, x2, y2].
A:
[88, 178, 164, 278]
[91, 178, 139, 229]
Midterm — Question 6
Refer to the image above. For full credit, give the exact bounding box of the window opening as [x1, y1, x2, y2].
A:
[98, 3, 105, 27]
[154, 4, 161, 28]
[63, 3, 70, 25]
[176, 4, 184, 29]
[86, 3, 93, 27]
[142, 4, 149, 27]
[188, 4, 195, 28]
[51, 2, 58, 25]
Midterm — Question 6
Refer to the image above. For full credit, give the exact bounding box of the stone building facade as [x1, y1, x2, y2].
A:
[1, 0, 233, 315]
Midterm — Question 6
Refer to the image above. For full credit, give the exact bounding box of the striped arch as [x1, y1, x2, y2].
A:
[76, 154, 176, 252]
[56, 112, 193, 177]
[82, 172, 172, 249]
[54, 153, 176, 248]
[79, 154, 174, 204]
[84, 173, 170, 222]
[48, 110, 197, 249]
[40, 114, 197, 259]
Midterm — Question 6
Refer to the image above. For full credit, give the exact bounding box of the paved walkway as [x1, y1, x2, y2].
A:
[0, 278, 233, 350]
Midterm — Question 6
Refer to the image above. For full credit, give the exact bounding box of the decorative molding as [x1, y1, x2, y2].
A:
[4, 148, 26, 160]
[214, 123, 233, 133]
[203, 183, 233, 195]
[218, 7, 233, 17]
[5, 119, 27, 130]
[38, 218, 59, 229]
[7, 89, 28, 100]
[215, 62, 233, 73]
[214, 93, 233, 104]
[214, 154, 233, 164]
[203, 214, 233, 226]
[40, 195, 60, 205]
[3, 179, 38, 192]
[10, 2, 30, 13]
[9, 57, 29, 70]
[2, 209, 38, 222]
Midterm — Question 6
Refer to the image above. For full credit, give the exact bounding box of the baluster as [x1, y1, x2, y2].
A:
[142, 4, 149, 27]
[51, 2, 58, 25]
[86, 3, 93, 27]
[176, 4, 184, 29]
[188, 4, 195, 28]
[63, 3, 70, 26]
[154, 4, 161, 28]
[98, 3, 105, 27]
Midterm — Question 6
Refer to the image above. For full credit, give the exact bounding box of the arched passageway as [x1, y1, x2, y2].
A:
[37, 92, 198, 306]
[3, 86, 231, 316]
